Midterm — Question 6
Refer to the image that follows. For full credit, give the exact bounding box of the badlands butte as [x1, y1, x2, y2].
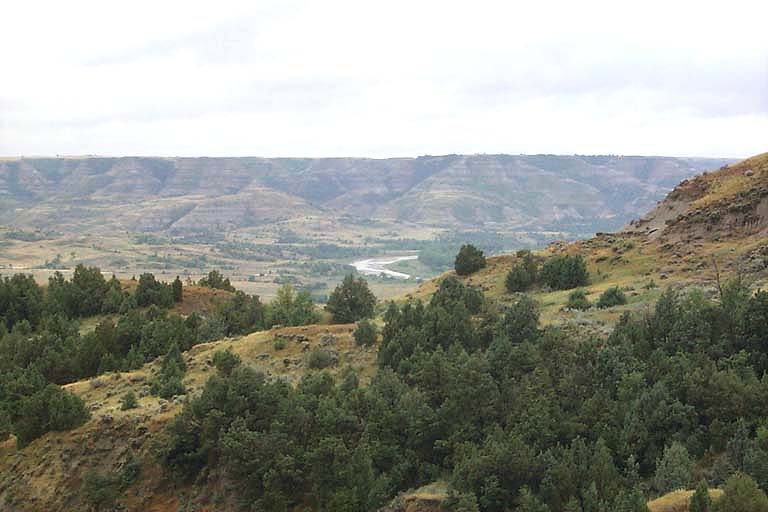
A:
[0, 152, 767, 512]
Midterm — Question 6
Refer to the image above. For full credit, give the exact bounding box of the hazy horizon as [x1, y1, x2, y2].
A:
[0, 152, 750, 160]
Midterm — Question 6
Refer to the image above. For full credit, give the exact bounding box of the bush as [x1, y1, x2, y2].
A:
[540, 254, 589, 290]
[354, 319, 378, 346]
[120, 391, 138, 410]
[566, 289, 591, 310]
[506, 265, 533, 293]
[273, 338, 287, 350]
[152, 376, 186, 400]
[597, 286, 628, 309]
[82, 471, 120, 510]
[212, 350, 241, 376]
[198, 270, 236, 291]
[307, 348, 333, 369]
[455, 244, 487, 276]
[325, 275, 376, 323]
[82, 455, 141, 510]
[150, 343, 187, 399]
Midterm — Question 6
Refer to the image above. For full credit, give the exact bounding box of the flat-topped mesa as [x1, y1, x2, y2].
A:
[0, 154, 733, 235]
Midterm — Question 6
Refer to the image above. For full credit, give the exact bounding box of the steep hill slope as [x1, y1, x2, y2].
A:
[409, 153, 768, 325]
[625, 152, 768, 246]
[0, 323, 376, 512]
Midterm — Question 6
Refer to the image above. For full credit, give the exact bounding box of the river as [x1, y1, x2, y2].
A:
[351, 254, 419, 279]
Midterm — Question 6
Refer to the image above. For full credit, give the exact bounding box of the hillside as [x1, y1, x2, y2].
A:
[1, 154, 767, 512]
[0, 323, 376, 512]
[625, 152, 768, 248]
[410, 153, 768, 325]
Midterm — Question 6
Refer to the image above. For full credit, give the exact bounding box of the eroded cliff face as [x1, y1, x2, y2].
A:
[625, 153, 768, 248]
[0, 154, 732, 235]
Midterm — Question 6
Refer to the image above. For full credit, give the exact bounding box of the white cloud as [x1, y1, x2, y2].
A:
[1, 0, 766, 157]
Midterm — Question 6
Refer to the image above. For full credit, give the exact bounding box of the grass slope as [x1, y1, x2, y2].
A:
[0, 323, 376, 511]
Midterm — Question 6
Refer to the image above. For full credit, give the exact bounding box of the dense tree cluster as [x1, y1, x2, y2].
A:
[506, 252, 589, 293]
[539, 254, 589, 290]
[150, 342, 187, 399]
[267, 284, 319, 326]
[197, 270, 235, 292]
[0, 267, 320, 446]
[136, 273, 178, 308]
[160, 278, 768, 511]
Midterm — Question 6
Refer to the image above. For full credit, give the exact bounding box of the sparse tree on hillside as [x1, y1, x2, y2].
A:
[212, 349, 241, 376]
[172, 276, 183, 303]
[540, 254, 589, 290]
[566, 289, 591, 310]
[269, 284, 319, 326]
[597, 286, 627, 309]
[506, 250, 539, 293]
[120, 391, 138, 410]
[150, 342, 187, 399]
[325, 275, 376, 323]
[455, 244, 487, 276]
[198, 270, 235, 292]
[506, 265, 533, 293]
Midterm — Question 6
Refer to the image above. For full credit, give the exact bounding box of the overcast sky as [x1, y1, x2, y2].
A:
[1, 0, 766, 158]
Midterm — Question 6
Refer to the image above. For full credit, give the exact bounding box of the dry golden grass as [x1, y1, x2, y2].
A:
[170, 284, 234, 315]
[687, 152, 768, 210]
[61, 323, 376, 422]
[647, 488, 723, 512]
[400, 220, 768, 330]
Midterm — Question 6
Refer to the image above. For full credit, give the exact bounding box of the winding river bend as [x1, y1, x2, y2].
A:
[351, 254, 419, 279]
